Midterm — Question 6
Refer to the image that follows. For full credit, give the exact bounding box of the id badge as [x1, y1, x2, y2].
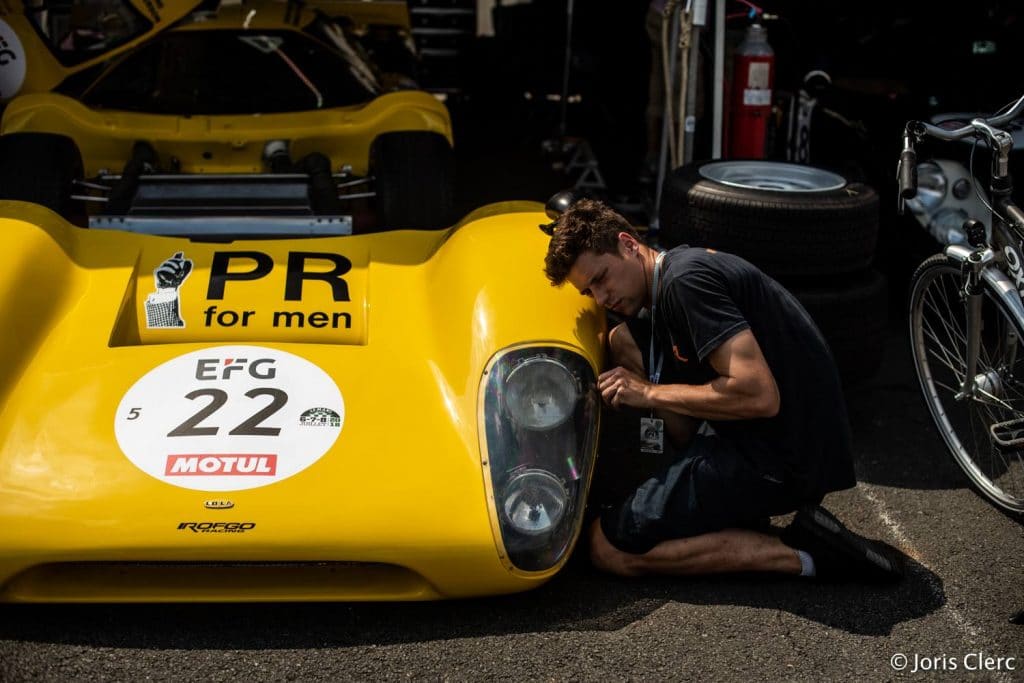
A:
[640, 417, 664, 454]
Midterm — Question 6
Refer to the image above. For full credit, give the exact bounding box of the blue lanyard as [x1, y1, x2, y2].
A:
[648, 252, 666, 384]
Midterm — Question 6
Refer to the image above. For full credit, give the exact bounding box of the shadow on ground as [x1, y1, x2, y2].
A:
[0, 549, 941, 649]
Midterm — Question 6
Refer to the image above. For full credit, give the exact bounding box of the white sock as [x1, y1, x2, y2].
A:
[797, 550, 816, 577]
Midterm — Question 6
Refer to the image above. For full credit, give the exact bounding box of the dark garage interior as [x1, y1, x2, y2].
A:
[418, 0, 1023, 384]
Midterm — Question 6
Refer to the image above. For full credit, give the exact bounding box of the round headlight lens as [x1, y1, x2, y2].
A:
[504, 357, 578, 430]
[502, 469, 568, 535]
[908, 161, 947, 214]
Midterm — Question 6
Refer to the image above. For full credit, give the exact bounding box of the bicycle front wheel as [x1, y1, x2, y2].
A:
[909, 254, 1024, 513]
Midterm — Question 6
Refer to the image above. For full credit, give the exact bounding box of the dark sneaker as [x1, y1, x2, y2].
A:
[781, 504, 904, 583]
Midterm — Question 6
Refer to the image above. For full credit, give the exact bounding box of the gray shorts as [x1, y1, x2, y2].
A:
[599, 433, 806, 554]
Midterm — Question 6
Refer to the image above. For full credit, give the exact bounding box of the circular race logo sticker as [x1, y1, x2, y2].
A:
[0, 20, 27, 101]
[115, 345, 344, 491]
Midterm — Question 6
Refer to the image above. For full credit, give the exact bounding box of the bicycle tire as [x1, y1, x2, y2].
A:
[909, 253, 1024, 514]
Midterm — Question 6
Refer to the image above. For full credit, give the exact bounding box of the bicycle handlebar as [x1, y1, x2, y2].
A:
[909, 93, 1024, 142]
[898, 92, 1024, 207]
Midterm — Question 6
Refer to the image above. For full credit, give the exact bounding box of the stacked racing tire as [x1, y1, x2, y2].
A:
[659, 160, 884, 384]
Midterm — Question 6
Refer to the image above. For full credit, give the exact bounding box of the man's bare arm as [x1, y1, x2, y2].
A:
[599, 328, 779, 420]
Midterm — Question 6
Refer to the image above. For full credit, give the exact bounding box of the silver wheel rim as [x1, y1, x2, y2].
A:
[910, 261, 1024, 512]
[698, 161, 846, 192]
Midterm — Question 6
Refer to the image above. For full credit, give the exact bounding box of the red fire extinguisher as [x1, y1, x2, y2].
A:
[729, 22, 775, 159]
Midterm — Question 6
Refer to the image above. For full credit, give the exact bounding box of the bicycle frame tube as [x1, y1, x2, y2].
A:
[964, 287, 983, 394]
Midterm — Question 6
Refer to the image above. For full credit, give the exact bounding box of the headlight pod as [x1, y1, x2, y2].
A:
[481, 346, 598, 572]
[904, 159, 991, 245]
[504, 357, 579, 430]
[907, 161, 947, 215]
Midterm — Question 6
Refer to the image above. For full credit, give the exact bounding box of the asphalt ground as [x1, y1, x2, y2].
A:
[2, 110, 1023, 681]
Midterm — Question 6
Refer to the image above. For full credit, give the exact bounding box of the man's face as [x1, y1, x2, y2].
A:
[567, 239, 646, 316]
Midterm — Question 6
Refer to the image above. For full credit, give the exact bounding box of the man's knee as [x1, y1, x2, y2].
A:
[588, 518, 643, 577]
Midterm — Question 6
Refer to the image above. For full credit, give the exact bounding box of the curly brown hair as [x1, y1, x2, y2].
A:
[543, 199, 640, 285]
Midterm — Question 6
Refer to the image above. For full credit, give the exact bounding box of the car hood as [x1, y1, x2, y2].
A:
[0, 200, 605, 599]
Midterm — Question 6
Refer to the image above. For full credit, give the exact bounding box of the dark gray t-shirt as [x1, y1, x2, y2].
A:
[646, 246, 856, 499]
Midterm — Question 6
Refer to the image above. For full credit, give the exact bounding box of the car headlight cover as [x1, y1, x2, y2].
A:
[504, 357, 578, 430]
[480, 346, 598, 572]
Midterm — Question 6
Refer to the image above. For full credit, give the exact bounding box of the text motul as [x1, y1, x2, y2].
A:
[165, 454, 277, 475]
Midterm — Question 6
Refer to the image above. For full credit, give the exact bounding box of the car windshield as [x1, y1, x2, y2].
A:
[78, 28, 380, 114]
[23, 0, 152, 66]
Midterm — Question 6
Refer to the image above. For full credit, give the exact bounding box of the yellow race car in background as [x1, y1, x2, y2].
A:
[0, 0, 452, 231]
[0, 0, 605, 601]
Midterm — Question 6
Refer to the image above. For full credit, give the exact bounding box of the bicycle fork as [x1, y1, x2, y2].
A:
[954, 245, 1024, 446]
[956, 246, 996, 402]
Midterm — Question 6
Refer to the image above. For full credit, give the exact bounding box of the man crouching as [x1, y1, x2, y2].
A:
[544, 198, 902, 582]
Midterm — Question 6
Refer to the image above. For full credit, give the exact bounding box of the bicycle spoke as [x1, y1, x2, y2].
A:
[971, 401, 1003, 486]
[922, 317, 966, 376]
[923, 302, 967, 351]
[924, 289, 968, 351]
[932, 379, 962, 395]
[1000, 381, 1024, 404]
[922, 300, 965, 348]
[936, 273, 969, 341]
[925, 342, 962, 378]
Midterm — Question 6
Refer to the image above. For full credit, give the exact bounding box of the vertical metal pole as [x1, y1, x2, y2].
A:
[558, 0, 575, 137]
[683, 29, 701, 164]
[712, 0, 724, 157]
[652, 4, 682, 232]
[683, 0, 706, 165]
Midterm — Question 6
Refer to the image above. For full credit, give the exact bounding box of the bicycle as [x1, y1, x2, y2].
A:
[899, 93, 1024, 515]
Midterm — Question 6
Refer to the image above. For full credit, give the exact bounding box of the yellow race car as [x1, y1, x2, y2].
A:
[0, 0, 605, 601]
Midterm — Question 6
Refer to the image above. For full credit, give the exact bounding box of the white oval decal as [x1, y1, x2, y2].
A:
[0, 20, 26, 101]
[115, 345, 344, 491]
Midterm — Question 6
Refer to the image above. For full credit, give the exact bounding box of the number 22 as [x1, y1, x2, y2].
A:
[167, 388, 287, 437]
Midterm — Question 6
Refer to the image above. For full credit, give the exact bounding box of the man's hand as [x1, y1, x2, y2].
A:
[598, 366, 652, 409]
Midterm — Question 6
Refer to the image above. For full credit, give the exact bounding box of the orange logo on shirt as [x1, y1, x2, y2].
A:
[673, 345, 689, 363]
